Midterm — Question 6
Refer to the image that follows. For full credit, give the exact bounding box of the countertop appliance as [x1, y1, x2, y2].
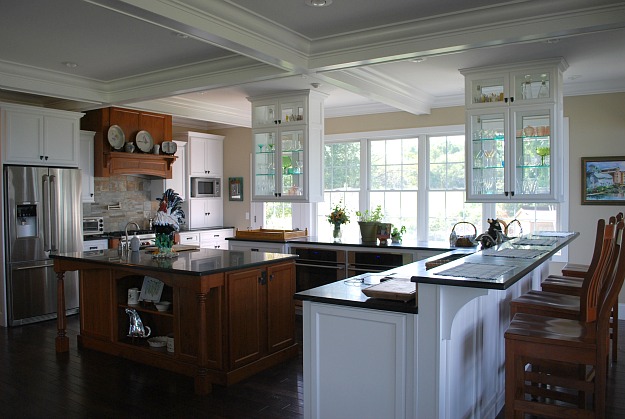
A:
[4, 165, 82, 326]
[83, 216, 104, 236]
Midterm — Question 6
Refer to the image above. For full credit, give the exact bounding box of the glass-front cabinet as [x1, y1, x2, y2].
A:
[466, 106, 555, 202]
[249, 90, 327, 202]
[253, 129, 307, 200]
[252, 96, 306, 128]
[461, 58, 567, 202]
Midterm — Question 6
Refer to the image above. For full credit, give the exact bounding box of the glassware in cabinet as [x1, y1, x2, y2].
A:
[280, 130, 304, 197]
[513, 109, 553, 198]
[511, 70, 554, 103]
[253, 131, 277, 198]
[468, 112, 507, 198]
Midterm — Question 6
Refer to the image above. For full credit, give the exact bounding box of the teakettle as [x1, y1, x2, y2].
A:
[125, 308, 151, 338]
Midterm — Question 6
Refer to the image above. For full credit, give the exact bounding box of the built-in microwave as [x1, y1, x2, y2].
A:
[191, 177, 221, 198]
[83, 217, 104, 236]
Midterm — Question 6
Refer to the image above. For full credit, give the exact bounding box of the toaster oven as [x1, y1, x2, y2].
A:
[83, 217, 104, 236]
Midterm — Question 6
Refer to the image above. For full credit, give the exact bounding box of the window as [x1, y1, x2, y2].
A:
[369, 138, 418, 237]
[427, 135, 482, 241]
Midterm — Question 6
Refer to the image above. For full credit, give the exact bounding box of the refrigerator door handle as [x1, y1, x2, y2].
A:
[42, 174, 51, 252]
[49, 174, 58, 252]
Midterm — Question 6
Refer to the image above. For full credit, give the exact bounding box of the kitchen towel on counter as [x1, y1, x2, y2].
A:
[435, 262, 515, 280]
[481, 248, 546, 259]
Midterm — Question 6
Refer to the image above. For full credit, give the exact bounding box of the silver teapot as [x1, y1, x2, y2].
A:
[125, 308, 151, 338]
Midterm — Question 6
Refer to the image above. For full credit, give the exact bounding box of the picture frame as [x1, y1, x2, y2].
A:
[581, 156, 625, 205]
[229, 177, 243, 201]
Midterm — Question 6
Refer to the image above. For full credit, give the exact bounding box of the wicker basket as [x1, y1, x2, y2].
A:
[450, 221, 477, 247]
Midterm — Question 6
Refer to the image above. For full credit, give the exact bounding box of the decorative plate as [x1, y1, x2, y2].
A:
[135, 130, 154, 153]
[161, 141, 177, 155]
[107, 125, 125, 150]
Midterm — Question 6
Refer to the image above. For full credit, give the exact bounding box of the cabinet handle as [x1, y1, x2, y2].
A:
[510, 97, 515, 103]
[504, 97, 508, 103]
[510, 190, 515, 196]
[269, 274, 274, 281]
[90, 193, 94, 197]
[40, 155, 44, 160]
[45, 156, 49, 160]
[251, 248, 259, 252]
[505, 191, 509, 196]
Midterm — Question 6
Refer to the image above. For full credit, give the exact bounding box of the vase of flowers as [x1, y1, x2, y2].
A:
[327, 201, 350, 242]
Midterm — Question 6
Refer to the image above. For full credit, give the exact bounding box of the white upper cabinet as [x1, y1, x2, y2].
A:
[186, 132, 224, 177]
[1, 102, 82, 167]
[460, 58, 568, 203]
[249, 90, 327, 203]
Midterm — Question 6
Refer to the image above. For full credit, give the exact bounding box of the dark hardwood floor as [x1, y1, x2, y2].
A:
[1, 315, 624, 418]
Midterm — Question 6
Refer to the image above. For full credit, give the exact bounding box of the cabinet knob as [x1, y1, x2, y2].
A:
[505, 191, 509, 197]
[510, 191, 515, 196]
[510, 97, 515, 103]
[45, 156, 49, 160]
[90, 193, 94, 197]
[504, 97, 509, 103]
[40, 155, 44, 160]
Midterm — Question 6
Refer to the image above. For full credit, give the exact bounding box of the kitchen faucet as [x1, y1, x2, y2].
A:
[124, 222, 140, 252]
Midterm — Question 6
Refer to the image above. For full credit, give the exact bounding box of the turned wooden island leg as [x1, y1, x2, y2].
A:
[194, 292, 212, 395]
[55, 270, 69, 353]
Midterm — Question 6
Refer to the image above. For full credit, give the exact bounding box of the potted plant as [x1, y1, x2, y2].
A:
[391, 225, 406, 244]
[356, 205, 383, 243]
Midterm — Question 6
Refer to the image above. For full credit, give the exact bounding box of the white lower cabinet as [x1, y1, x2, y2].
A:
[178, 231, 200, 246]
[303, 302, 414, 419]
[200, 228, 234, 250]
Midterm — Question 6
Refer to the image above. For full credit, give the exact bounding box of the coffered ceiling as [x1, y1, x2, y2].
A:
[1, 0, 624, 129]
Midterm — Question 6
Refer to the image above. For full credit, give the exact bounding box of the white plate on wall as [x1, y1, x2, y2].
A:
[107, 125, 125, 150]
[135, 130, 154, 153]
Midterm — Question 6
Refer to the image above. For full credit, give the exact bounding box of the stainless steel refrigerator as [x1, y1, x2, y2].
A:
[4, 165, 82, 326]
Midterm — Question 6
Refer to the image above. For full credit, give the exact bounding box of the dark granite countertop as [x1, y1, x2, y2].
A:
[51, 248, 297, 276]
[228, 234, 455, 252]
[295, 233, 578, 313]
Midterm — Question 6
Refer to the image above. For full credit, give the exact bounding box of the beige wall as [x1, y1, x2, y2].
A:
[211, 92, 625, 302]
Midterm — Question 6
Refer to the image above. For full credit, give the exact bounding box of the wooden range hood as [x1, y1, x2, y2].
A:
[81, 107, 176, 178]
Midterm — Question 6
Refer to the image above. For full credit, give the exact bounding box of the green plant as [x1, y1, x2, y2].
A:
[356, 205, 383, 222]
[391, 225, 406, 239]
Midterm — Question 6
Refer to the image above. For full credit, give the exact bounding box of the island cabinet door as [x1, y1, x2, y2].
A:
[266, 262, 296, 353]
[226, 267, 265, 370]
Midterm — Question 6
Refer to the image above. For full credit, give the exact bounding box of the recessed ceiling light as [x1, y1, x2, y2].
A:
[62, 61, 78, 68]
[568, 75, 581, 80]
[305, 0, 333, 7]
[544, 38, 560, 44]
[410, 57, 426, 63]
[174, 32, 189, 39]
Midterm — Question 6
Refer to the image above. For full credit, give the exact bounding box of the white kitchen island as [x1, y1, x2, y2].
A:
[295, 234, 577, 419]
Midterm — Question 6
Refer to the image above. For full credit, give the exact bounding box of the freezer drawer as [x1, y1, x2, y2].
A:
[8, 263, 79, 326]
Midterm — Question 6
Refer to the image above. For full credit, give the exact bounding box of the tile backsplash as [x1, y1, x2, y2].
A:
[83, 175, 160, 232]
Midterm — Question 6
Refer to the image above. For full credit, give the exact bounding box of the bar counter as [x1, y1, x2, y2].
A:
[295, 233, 578, 419]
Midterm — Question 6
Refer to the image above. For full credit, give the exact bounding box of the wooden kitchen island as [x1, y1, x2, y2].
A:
[51, 248, 298, 395]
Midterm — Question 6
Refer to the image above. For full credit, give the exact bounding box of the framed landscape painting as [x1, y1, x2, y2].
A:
[582, 156, 625, 205]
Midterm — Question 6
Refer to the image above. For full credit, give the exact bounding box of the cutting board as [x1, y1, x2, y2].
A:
[362, 279, 416, 302]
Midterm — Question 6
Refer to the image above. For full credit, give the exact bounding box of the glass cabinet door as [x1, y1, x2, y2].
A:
[279, 98, 305, 124]
[468, 111, 508, 200]
[252, 101, 278, 127]
[253, 131, 277, 198]
[512, 107, 554, 198]
[280, 129, 305, 197]
[467, 74, 508, 105]
[511, 69, 554, 104]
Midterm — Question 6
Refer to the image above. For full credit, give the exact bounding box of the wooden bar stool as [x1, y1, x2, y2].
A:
[505, 232, 625, 418]
[542, 216, 622, 362]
